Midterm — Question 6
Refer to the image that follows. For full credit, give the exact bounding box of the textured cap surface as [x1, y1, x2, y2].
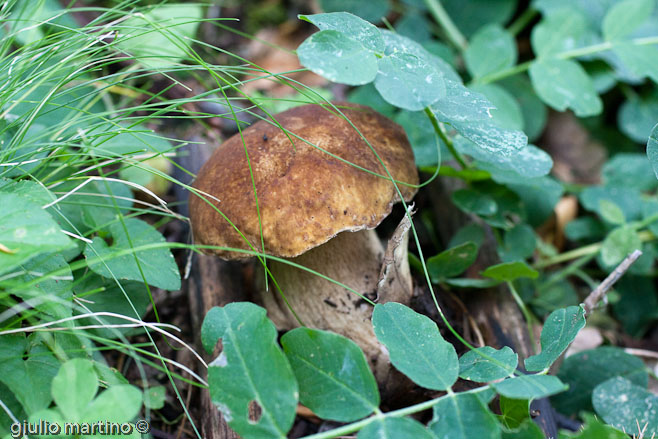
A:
[189, 102, 418, 259]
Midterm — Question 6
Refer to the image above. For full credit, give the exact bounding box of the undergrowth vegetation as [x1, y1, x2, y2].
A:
[2, 0, 658, 438]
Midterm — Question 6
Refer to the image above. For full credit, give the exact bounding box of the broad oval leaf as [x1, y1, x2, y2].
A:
[452, 189, 498, 216]
[201, 303, 298, 439]
[552, 346, 648, 416]
[372, 303, 458, 390]
[429, 393, 500, 439]
[613, 43, 658, 84]
[618, 95, 658, 143]
[600, 226, 642, 267]
[374, 52, 445, 111]
[281, 327, 379, 422]
[52, 359, 99, 422]
[464, 143, 553, 179]
[531, 8, 593, 57]
[297, 30, 379, 85]
[602, 0, 654, 41]
[300, 12, 384, 52]
[431, 80, 495, 123]
[562, 413, 627, 439]
[459, 346, 518, 383]
[492, 375, 568, 400]
[358, 417, 436, 439]
[471, 84, 523, 131]
[593, 377, 658, 434]
[450, 119, 528, 156]
[481, 261, 538, 282]
[525, 305, 586, 372]
[427, 242, 479, 282]
[82, 384, 142, 424]
[0, 193, 72, 276]
[529, 59, 602, 117]
[464, 24, 516, 78]
[84, 218, 181, 290]
[115, 4, 202, 69]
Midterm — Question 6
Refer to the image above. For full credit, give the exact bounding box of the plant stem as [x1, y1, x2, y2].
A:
[507, 281, 536, 353]
[299, 385, 490, 439]
[476, 35, 658, 85]
[534, 230, 655, 269]
[424, 107, 468, 169]
[424, 0, 467, 51]
[508, 8, 539, 36]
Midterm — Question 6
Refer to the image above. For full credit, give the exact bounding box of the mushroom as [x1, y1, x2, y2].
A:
[189, 102, 418, 374]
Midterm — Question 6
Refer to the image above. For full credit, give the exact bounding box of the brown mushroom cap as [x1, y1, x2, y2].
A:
[189, 102, 419, 259]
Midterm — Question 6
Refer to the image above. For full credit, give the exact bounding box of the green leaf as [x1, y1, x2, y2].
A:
[380, 31, 461, 82]
[450, 120, 528, 155]
[498, 224, 536, 262]
[11, 253, 73, 320]
[52, 359, 98, 422]
[505, 176, 563, 227]
[452, 189, 497, 216]
[600, 226, 642, 267]
[73, 274, 151, 339]
[440, 0, 517, 37]
[0, 335, 59, 413]
[427, 242, 479, 282]
[612, 43, 658, 83]
[358, 417, 436, 439]
[82, 384, 142, 424]
[492, 375, 568, 399]
[91, 125, 173, 157]
[431, 80, 496, 123]
[297, 30, 379, 85]
[202, 303, 298, 439]
[0, 193, 72, 276]
[317, 0, 390, 22]
[471, 84, 523, 131]
[395, 110, 442, 167]
[502, 419, 545, 439]
[561, 413, 627, 438]
[613, 274, 658, 336]
[529, 59, 602, 117]
[603, 153, 656, 191]
[481, 261, 538, 282]
[580, 185, 643, 221]
[144, 386, 166, 410]
[115, 4, 202, 68]
[618, 95, 658, 143]
[465, 143, 553, 180]
[531, 8, 593, 57]
[396, 12, 432, 43]
[449, 223, 485, 248]
[464, 24, 517, 78]
[593, 377, 658, 434]
[602, 0, 654, 41]
[598, 199, 626, 225]
[500, 76, 548, 142]
[647, 124, 658, 178]
[300, 12, 384, 52]
[499, 396, 530, 429]
[429, 393, 500, 439]
[372, 303, 459, 390]
[552, 346, 648, 416]
[84, 218, 181, 290]
[459, 346, 518, 382]
[374, 52, 445, 110]
[525, 305, 586, 372]
[281, 328, 379, 422]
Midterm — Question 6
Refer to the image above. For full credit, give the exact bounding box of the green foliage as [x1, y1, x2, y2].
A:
[593, 377, 658, 434]
[429, 393, 500, 439]
[281, 328, 379, 422]
[358, 417, 436, 439]
[372, 303, 458, 390]
[427, 242, 479, 282]
[552, 347, 648, 416]
[202, 303, 298, 438]
[525, 306, 586, 372]
[459, 346, 518, 382]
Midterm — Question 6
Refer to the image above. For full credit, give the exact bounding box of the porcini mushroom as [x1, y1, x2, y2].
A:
[189, 102, 418, 373]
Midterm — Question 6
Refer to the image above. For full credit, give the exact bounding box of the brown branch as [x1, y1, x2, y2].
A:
[583, 249, 643, 315]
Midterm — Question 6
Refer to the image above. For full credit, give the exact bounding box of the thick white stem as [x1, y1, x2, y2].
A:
[259, 228, 413, 378]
